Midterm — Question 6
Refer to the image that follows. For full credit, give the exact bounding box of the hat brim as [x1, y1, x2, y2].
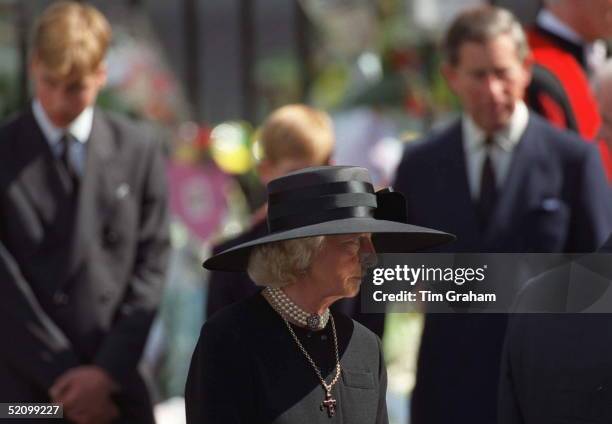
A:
[203, 217, 455, 271]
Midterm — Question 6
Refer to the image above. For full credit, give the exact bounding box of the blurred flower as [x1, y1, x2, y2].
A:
[209, 121, 253, 174]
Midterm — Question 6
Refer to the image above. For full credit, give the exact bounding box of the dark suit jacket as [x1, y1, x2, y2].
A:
[0, 107, 170, 423]
[499, 235, 612, 424]
[393, 113, 612, 424]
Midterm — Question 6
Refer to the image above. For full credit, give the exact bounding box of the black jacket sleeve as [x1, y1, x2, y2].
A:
[185, 321, 257, 423]
[0, 242, 81, 392]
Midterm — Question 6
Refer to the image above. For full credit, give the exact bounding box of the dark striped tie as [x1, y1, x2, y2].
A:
[478, 137, 497, 229]
[59, 133, 79, 191]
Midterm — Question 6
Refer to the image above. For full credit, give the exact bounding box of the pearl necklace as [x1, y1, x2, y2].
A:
[262, 287, 330, 331]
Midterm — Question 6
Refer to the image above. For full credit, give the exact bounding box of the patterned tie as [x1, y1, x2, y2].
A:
[478, 137, 497, 229]
[59, 133, 79, 191]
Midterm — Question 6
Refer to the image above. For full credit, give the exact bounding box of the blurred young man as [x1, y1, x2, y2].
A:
[394, 6, 612, 424]
[0, 2, 169, 423]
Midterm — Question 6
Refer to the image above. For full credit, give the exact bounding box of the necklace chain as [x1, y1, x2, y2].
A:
[283, 314, 341, 394]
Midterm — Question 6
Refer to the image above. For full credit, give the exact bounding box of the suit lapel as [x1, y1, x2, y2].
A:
[483, 115, 542, 245]
[64, 110, 117, 282]
[15, 109, 75, 234]
[439, 122, 482, 244]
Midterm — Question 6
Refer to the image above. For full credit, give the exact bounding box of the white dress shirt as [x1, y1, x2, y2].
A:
[32, 99, 93, 176]
[462, 101, 529, 200]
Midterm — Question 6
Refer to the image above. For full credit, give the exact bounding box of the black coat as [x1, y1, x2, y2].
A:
[499, 236, 612, 423]
[393, 113, 612, 424]
[187, 293, 388, 423]
[0, 107, 170, 423]
[205, 221, 268, 319]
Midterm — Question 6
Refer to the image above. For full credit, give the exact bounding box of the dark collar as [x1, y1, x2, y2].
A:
[534, 24, 586, 70]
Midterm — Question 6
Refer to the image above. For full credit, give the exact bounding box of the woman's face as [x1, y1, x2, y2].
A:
[308, 233, 376, 300]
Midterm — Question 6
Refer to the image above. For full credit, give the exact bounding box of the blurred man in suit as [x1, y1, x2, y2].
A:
[526, 0, 612, 178]
[499, 62, 612, 422]
[0, 2, 169, 423]
[394, 6, 612, 424]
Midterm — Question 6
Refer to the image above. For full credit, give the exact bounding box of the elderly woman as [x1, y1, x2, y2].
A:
[185, 166, 453, 424]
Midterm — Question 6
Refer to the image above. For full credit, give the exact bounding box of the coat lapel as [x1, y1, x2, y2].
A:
[438, 122, 482, 245]
[483, 115, 543, 245]
[64, 110, 118, 282]
[15, 109, 75, 235]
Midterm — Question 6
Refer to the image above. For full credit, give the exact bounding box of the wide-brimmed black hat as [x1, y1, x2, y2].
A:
[204, 166, 455, 271]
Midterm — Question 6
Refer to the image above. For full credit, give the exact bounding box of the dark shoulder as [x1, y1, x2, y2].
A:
[0, 110, 33, 150]
[351, 318, 381, 348]
[96, 108, 163, 153]
[98, 109, 148, 135]
[397, 119, 460, 171]
[203, 292, 267, 339]
[528, 113, 597, 161]
[402, 120, 461, 160]
[0, 109, 28, 134]
[0, 111, 34, 183]
[394, 119, 461, 187]
[334, 312, 382, 357]
[512, 266, 571, 313]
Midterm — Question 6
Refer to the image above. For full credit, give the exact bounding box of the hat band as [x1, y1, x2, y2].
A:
[269, 181, 374, 204]
[268, 192, 377, 221]
[268, 205, 375, 233]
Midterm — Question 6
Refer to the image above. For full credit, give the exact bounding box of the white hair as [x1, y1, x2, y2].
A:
[247, 236, 325, 288]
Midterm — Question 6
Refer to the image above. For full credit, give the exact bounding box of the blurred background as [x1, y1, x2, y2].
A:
[0, 0, 544, 422]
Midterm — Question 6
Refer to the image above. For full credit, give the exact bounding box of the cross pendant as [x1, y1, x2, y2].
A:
[320, 389, 337, 417]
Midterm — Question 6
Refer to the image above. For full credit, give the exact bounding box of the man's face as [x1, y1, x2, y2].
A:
[30, 59, 106, 128]
[444, 34, 532, 134]
[308, 233, 376, 300]
[572, 0, 612, 41]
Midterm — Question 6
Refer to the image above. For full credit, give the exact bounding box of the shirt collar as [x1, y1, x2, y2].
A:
[462, 101, 529, 153]
[32, 99, 94, 146]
